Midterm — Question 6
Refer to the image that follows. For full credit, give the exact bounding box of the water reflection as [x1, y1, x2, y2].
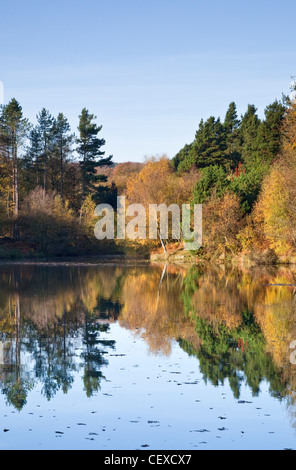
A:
[0, 261, 296, 416]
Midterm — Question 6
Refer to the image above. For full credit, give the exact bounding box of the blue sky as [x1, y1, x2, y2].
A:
[0, 0, 295, 163]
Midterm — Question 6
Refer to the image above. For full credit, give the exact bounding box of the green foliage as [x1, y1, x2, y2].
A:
[76, 108, 113, 203]
[35, 108, 55, 190]
[172, 143, 193, 171]
[181, 266, 203, 316]
[230, 163, 269, 213]
[0, 91, 290, 259]
[256, 100, 286, 164]
[0, 99, 30, 217]
[0, 97, 121, 257]
[179, 116, 228, 171]
[193, 165, 229, 204]
[239, 104, 261, 166]
[180, 304, 284, 398]
[52, 113, 74, 203]
[223, 101, 241, 168]
[173, 96, 287, 250]
[174, 99, 286, 178]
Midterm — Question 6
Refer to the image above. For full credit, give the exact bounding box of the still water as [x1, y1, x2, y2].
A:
[0, 260, 296, 450]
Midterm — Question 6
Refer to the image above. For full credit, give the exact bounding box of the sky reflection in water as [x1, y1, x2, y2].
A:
[0, 261, 296, 450]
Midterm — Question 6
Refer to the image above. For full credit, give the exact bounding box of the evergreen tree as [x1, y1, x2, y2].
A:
[52, 113, 74, 204]
[192, 116, 228, 168]
[175, 116, 231, 172]
[24, 127, 42, 188]
[230, 165, 267, 213]
[239, 104, 261, 167]
[0, 99, 30, 218]
[256, 99, 286, 164]
[76, 108, 112, 204]
[223, 102, 241, 168]
[172, 143, 193, 172]
[193, 165, 229, 204]
[36, 108, 55, 191]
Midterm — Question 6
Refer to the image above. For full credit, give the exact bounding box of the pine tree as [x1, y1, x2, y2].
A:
[76, 108, 112, 204]
[0, 98, 29, 218]
[223, 102, 241, 168]
[189, 116, 227, 169]
[172, 143, 193, 172]
[256, 99, 286, 164]
[52, 113, 74, 204]
[24, 127, 42, 188]
[193, 165, 229, 204]
[239, 104, 261, 167]
[36, 108, 55, 191]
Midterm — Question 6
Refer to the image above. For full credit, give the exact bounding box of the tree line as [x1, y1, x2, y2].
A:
[0, 100, 113, 215]
[0, 99, 115, 256]
[0, 84, 296, 261]
[173, 98, 286, 213]
[118, 86, 296, 262]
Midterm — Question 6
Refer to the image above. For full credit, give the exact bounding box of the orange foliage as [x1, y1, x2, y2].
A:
[202, 192, 242, 257]
[112, 161, 144, 194]
[252, 101, 296, 257]
[126, 155, 198, 206]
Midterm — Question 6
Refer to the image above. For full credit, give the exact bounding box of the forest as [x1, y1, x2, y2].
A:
[0, 84, 296, 262]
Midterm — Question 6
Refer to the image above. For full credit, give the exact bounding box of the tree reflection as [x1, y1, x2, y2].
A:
[180, 265, 295, 400]
[81, 315, 115, 397]
[0, 264, 120, 409]
[0, 262, 296, 417]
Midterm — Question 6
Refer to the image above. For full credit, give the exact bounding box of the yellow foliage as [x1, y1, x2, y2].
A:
[202, 192, 242, 256]
[126, 155, 197, 207]
[118, 267, 198, 355]
[256, 167, 291, 254]
[254, 281, 296, 366]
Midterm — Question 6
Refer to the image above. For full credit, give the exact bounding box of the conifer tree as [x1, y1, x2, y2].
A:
[0, 98, 29, 218]
[36, 108, 55, 191]
[24, 127, 42, 187]
[223, 102, 241, 168]
[239, 104, 261, 167]
[76, 108, 112, 204]
[52, 113, 74, 204]
[256, 99, 286, 164]
[172, 143, 193, 172]
[188, 116, 227, 169]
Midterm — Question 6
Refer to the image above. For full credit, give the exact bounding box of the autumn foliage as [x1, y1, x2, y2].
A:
[0, 92, 295, 261]
[251, 101, 296, 258]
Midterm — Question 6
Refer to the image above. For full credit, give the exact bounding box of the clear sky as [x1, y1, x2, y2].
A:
[0, 0, 295, 163]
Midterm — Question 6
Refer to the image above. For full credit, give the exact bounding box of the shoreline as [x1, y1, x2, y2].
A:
[0, 253, 150, 266]
[0, 246, 296, 268]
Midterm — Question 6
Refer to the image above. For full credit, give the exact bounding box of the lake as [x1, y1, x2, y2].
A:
[0, 260, 296, 450]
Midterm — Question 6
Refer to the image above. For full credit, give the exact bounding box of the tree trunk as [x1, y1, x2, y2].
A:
[43, 158, 47, 191]
[158, 228, 167, 253]
[12, 135, 19, 239]
[13, 160, 18, 217]
[60, 145, 64, 205]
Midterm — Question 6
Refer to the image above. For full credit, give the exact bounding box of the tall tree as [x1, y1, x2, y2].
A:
[36, 108, 54, 191]
[24, 126, 42, 188]
[172, 143, 193, 172]
[223, 102, 241, 168]
[189, 116, 227, 169]
[239, 104, 261, 167]
[174, 116, 231, 172]
[52, 113, 74, 204]
[0, 99, 29, 218]
[256, 99, 286, 164]
[76, 108, 112, 204]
